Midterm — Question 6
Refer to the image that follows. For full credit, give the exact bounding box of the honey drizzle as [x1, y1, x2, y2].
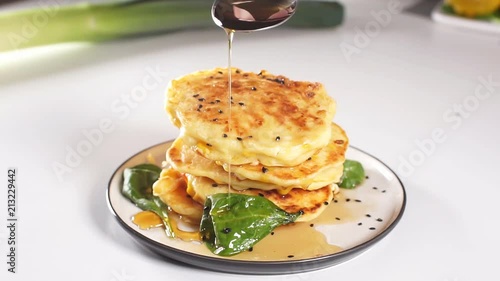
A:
[230, 195, 366, 261]
[132, 210, 201, 242]
[226, 29, 234, 193]
[131, 211, 163, 230]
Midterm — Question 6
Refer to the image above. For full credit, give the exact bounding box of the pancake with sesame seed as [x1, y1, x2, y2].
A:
[221, 123, 348, 190]
[167, 123, 347, 192]
[152, 169, 334, 222]
[166, 67, 336, 166]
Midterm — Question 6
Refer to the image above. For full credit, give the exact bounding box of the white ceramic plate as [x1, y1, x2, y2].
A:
[107, 141, 406, 274]
[432, 1, 500, 35]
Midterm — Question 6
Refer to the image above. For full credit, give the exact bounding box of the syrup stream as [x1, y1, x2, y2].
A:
[226, 29, 234, 192]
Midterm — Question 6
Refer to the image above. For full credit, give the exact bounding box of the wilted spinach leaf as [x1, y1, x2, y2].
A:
[200, 193, 302, 256]
[122, 163, 174, 237]
[339, 159, 365, 189]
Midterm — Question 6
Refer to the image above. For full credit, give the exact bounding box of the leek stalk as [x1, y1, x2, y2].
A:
[0, 0, 343, 52]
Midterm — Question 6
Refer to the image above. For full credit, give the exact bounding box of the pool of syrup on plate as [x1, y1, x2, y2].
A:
[132, 192, 366, 260]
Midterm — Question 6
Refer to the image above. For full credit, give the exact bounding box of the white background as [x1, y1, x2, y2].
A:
[1, 0, 499, 280]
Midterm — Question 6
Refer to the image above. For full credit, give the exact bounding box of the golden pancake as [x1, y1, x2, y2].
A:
[184, 173, 335, 222]
[166, 68, 336, 166]
[167, 123, 347, 192]
[152, 168, 203, 223]
[221, 123, 348, 190]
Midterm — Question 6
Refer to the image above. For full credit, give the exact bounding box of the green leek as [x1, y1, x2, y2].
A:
[0, 0, 343, 52]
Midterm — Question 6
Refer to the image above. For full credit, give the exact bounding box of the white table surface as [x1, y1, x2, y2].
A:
[1, 0, 499, 280]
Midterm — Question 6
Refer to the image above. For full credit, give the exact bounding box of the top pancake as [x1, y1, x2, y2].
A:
[166, 68, 336, 166]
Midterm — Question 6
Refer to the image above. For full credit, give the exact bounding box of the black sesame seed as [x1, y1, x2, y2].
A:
[223, 134, 228, 138]
[365, 176, 370, 179]
[376, 218, 383, 222]
[271, 232, 275, 235]
[212, 118, 218, 122]
[382, 190, 386, 193]
[198, 104, 203, 109]
[335, 217, 341, 221]
[251, 86, 257, 91]
[238, 102, 245, 106]
[355, 199, 362, 203]
[222, 228, 231, 234]
[372, 187, 378, 190]
[357, 222, 362, 226]
[262, 167, 268, 173]
[248, 247, 253, 252]
[198, 98, 205, 102]
[209, 101, 215, 104]
[275, 136, 281, 141]
[369, 227, 376, 230]
[287, 255, 294, 258]
[307, 157, 312, 161]
[212, 183, 218, 187]
[218, 109, 223, 114]
[346, 198, 351, 202]
[237, 137, 243, 141]
[218, 71, 223, 74]
[215, 99, 220, 103]
[248, 135, 253, 138]
[366, 214, 371, 218]
[323, 201, 329, 205]
[333, 199, 338, 203]
[310, 224, 314, 227]
[193, 94, 199, 97]
[206, 143, 212, 147]
[196, 108, 200, 112]
[236, 70, 241, 74]
[269, 78, 285, 85]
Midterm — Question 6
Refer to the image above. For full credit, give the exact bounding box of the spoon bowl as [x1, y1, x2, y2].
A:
[212, 0, 298, 32]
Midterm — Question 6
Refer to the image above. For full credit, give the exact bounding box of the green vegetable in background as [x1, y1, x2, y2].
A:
[286, 1, 344, 28]
[339, 159, 365, 189]
[0, 0, 344, 52]
[200, 193, 302, 256]
[122, 163, 174, 237]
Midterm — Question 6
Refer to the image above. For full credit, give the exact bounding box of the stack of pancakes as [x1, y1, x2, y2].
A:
[153, 68, 348, 222]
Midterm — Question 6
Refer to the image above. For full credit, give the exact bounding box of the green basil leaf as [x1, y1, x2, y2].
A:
[122, 163, 174, 237]
[339, 159, 365, 189]
[200, 193, 302, 256]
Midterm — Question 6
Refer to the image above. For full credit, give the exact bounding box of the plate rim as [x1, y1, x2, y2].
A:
[106, 141, 406, 274]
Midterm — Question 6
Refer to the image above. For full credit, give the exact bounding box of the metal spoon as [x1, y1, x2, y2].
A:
[212, 0, 298, 32]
